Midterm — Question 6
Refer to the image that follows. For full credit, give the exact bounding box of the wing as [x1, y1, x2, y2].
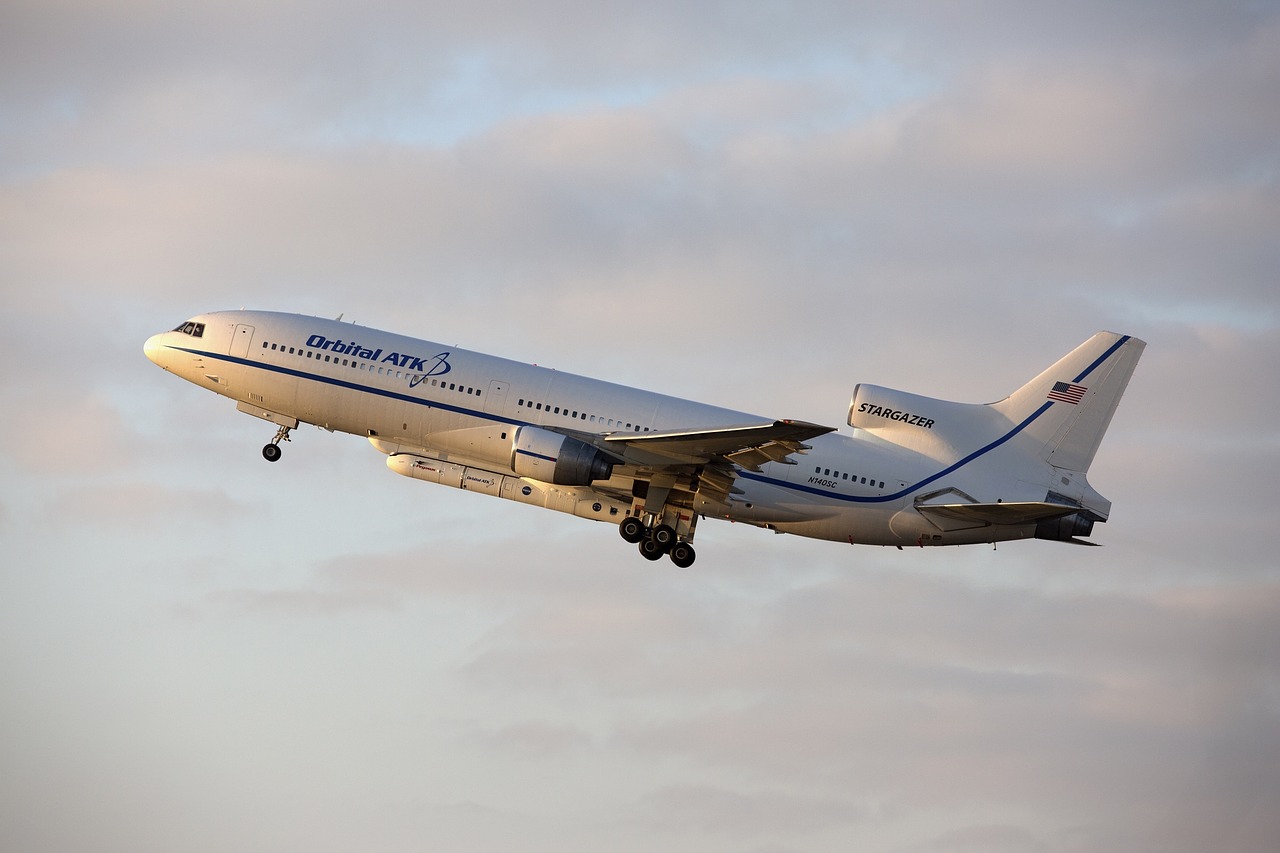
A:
[603, 420, 833, 468]
[585, 419, 834, 508]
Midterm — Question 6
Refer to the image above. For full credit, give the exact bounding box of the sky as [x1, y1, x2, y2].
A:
[2, 2, 1278, 851]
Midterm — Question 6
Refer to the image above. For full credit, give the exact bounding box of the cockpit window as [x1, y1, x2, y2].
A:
[173, 321, 205, 337]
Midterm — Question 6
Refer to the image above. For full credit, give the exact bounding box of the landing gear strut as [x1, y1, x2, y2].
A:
[262, 424, 292, 462]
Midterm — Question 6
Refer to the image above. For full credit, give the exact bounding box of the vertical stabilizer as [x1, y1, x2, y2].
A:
[990, 332, 1146, 473]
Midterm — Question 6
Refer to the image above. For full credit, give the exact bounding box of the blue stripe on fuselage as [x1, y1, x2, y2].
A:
[172, 334, 1131, 507]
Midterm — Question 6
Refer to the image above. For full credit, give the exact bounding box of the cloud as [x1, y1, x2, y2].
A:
[892, 823, 1050, 853]
[44, 481, 253, 527]
[627, 783, 863, 837]
[3, 4, 1279, 853]
[482, 721, 595, 757]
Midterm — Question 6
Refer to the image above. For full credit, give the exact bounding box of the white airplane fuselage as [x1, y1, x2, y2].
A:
[145, 311, 1144, 565]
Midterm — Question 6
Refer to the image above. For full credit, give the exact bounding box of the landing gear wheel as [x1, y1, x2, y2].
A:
[669, 542, 696, 569]
[651, 524, 677, 552]
[619, 516, 646, 543]
[638, 538, 666, 561]
[263, 424, 292, 462]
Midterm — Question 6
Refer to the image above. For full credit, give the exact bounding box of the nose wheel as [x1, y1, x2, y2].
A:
[262, 424, 292, 462]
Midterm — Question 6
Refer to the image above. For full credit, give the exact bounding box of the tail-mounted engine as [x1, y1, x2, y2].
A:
[1034, 511, 1097, 542]
[510, 426, 615, 485]
[1034, 492, 1103, 542]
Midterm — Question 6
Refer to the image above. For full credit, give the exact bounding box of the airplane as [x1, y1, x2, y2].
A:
[144, 311, 1144, 567]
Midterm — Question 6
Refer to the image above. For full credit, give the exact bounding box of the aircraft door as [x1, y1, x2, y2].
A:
[230, 324, 255, 358]
[484, 380, 509, 415]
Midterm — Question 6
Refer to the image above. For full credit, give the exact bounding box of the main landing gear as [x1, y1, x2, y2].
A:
[619, 516, 697, 568]
[262, 424, 292, 462]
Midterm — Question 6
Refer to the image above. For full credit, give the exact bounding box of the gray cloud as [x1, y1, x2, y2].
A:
[2, 3, 1277, 852]
[628, 783, 864, 837]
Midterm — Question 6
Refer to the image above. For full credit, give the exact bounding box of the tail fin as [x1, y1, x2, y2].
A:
[848, 331, 1145, 473]
[991, 331, 1146, 474]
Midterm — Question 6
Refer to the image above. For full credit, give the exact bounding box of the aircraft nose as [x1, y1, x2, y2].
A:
[143, 333, 167, 367]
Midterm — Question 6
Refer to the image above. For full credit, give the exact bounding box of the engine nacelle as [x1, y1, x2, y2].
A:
[510, 426, 614, 485]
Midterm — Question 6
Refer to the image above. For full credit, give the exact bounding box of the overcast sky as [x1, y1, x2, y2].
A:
[2, 2, 1278, 852]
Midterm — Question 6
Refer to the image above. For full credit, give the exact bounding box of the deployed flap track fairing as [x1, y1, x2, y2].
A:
[145, 314, 1144, 566]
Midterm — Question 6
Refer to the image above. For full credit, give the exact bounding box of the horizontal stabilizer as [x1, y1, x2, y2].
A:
[916, 501, 1085, 526]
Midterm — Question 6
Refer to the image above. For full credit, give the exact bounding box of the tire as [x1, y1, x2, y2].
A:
[262, 443, 282, 462]
[619, 516, 646, 543]
[639, 538, 665, 561]
[669, 542, 696, 569]
[651, 524, 677, 552]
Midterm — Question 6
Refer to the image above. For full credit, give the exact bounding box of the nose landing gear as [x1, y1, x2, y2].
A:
[262, 424, 292, 462]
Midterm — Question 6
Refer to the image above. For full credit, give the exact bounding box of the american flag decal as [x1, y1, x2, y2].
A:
[1047, 381, 1087, 404]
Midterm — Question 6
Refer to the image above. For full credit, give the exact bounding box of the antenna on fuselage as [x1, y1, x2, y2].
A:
[335, 313, 344, 322]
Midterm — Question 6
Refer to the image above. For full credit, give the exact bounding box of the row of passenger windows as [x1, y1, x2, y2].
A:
[259, 339, 651, 430]
[817, 466, 885, 489]
[260, 339, 652, 433]
[260, 341, 483, 396]
[517, 398, 649, 432]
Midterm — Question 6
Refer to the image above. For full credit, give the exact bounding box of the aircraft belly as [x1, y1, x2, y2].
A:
[721, 478, 840, 524]
[769, 504, 901, 545]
